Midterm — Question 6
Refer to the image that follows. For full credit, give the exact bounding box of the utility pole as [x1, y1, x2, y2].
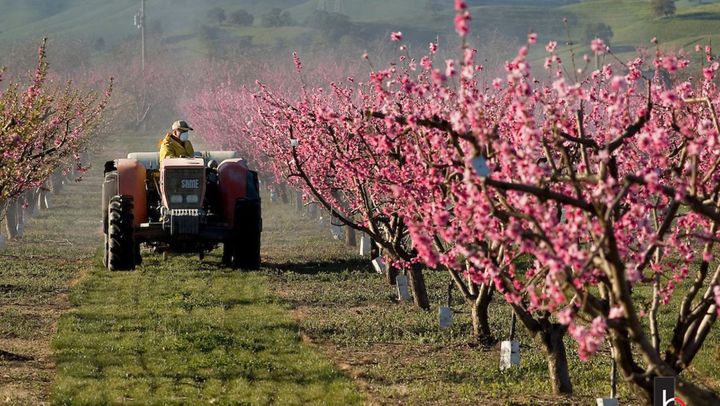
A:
[134, 0, 148, 129]
[140, 0, 146, 73]
[134, 0, 146, 73]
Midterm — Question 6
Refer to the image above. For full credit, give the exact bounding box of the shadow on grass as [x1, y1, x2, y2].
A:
[0, 349, 33, 362]
[609, 45, 635, 54]
[264, 257, 372, 275]
[675, 11, 720, 20]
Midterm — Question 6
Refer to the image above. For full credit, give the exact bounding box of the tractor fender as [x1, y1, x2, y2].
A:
[218, 159, 260, 225]
[117, 158, 148, 225]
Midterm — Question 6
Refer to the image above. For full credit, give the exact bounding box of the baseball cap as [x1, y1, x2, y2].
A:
[172, 120, 194, 131]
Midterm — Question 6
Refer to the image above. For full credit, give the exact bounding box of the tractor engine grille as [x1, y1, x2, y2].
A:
[163, 168, 206, 210]
[170, 209, 200, 235]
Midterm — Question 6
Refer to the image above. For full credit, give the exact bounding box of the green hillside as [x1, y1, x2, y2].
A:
[0, 0, 719, 61]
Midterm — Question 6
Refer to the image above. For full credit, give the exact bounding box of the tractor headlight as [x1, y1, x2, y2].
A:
[185, 195, 199, 204]
[170, 195, 183, 204]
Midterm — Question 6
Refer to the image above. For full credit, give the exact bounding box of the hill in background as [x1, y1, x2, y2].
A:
[0, 0, 719, 66]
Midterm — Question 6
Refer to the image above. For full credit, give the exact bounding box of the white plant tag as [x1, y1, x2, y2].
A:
[439, 306, 453, 329]
[359, 235, 371, 257]
[500, 340, 520, 370]
[595, 399, 618, 406]
[471, 156, 491, 178]
[290, 139, 299, 147]
[372, 257, 386, 274]
[396, 275, 411, 301]
[16, 222, 24, 238]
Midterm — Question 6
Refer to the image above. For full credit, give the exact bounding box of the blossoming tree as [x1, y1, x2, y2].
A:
[1, 40, 111, 238]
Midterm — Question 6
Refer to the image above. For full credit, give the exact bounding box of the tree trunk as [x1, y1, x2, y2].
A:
[345, 227, 357, 247]
[23, 190, 38, 218]
[296, 191, 304, 213]
[541, 323, 573, 395]
[279, 183, 289, 204]
[5, 200, 19, 239]
[674, 375, 720, 405]
[307, 202, 318, 219]
[470, 284, 496, 345]
[51, 170, 63, 194]
[407, 267, 430, 310]
[386, 265, 399, 286]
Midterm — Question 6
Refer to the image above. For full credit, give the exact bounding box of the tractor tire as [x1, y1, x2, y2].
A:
[103, 234, 109, 268]
[135, 243, 143, 266]
[107, 196, 136, 271]
[221, 244, 232, 267]
[227, 199, 261, 270]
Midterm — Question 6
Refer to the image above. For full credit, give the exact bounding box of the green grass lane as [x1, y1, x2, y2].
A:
[52, 250, 362, 405]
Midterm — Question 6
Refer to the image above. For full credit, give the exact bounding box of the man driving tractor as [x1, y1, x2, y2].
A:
[159, 120, 195, 161]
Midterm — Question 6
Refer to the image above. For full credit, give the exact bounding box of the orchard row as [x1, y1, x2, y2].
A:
[0, 39, 110, 247]
[184, 2, 720, 403]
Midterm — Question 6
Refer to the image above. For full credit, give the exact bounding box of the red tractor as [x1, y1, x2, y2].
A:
[101, 151, 261, 271]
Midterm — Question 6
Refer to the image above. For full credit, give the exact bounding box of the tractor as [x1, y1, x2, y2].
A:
[101, 151, 261, 271]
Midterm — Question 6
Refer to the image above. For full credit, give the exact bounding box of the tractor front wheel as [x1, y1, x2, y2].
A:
[107, 196, 136, 271]
[225, 199, 261, 270]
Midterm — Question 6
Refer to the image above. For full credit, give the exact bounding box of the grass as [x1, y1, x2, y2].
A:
[51, 252, 361, 405]
[43, 132, 362, 405]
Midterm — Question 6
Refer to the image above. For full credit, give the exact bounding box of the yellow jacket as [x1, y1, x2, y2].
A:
[159, 132, 195, 162]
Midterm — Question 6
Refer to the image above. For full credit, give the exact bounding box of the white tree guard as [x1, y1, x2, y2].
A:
[372, 257, 386, 274]
[500, 340, 520, 370]
[396, 275, 411, 301]
[439, 306, 453, 329]
[359, 234, 371, 257]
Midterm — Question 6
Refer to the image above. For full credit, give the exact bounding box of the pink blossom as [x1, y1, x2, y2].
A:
[591, 38, 607, 54]
[545, 41, 557, 53]
[445, 59, 457, 77]
[454, 11, 471, 37]
[608, 306, 625, 319]
[390, 31, 403, 42]
[528, 33, 537, 45]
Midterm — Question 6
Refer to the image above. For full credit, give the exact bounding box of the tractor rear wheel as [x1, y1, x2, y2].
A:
[103, 234, 109, 267]
[227, 199, 261, 270]
[108, 196, 136, 271]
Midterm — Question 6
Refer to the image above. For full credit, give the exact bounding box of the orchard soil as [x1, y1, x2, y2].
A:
[0, 131, 718, 404]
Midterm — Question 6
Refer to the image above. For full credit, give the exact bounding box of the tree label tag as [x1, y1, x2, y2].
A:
[372, 257, 386, 274]
[439, 306, 453, 329]
[359, 235, 371, 257]
[472, 156, 491, 178]
[500, 340, 520, 370]
[396, 275, 411, 301]
[290, 139, 299, 147]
